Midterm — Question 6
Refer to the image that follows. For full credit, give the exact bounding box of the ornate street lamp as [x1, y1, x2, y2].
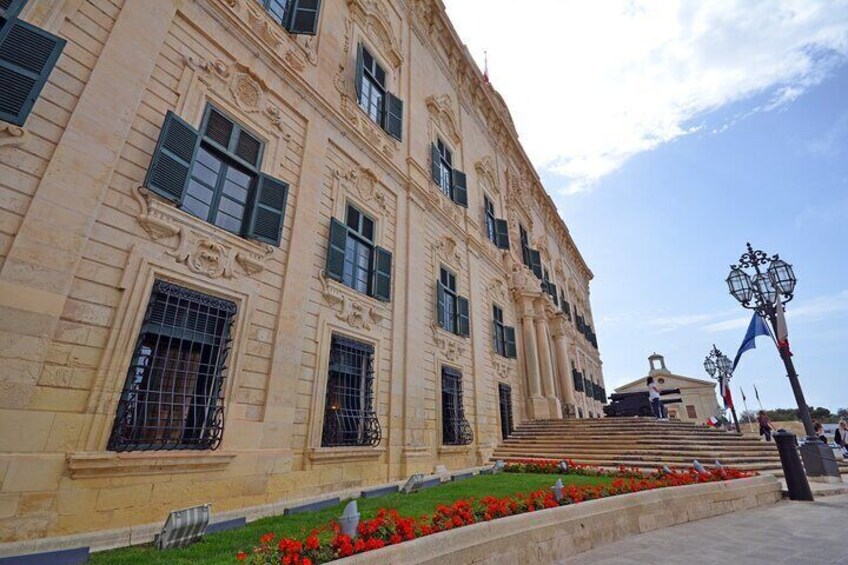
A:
[704, 345, 740, 433]
[725, 243, 839, 478]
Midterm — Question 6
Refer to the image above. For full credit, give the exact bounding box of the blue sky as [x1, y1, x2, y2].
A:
[444, 1, 848, 412]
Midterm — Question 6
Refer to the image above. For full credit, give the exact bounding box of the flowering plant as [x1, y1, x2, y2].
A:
[237, 460, 755, 563]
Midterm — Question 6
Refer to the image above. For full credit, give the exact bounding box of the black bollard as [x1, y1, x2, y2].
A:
[773, 430, 813, 501]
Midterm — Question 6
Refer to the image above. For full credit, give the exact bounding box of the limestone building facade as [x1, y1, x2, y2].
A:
[615, 354, 719, 423]
[0, 0, 604, 543]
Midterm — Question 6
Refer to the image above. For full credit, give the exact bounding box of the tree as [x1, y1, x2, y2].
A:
[837, 408, 848, 420]
[809, 406, 833, 422]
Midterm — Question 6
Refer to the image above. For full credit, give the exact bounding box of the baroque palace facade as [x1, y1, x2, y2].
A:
[0, 0, 604, 543]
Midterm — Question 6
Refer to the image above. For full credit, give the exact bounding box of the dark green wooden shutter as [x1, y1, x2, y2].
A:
[436, 281, 446, 329]
[504, 325, 517, 358]
[354, 44, 364, 102]
[144, 111, 201, 203]
[246, 173, 288, 245]
[529, 249, 542, 280]
[549, 283, 558, 305]
[430, 143, 441, 186]
[572, 370, 584, 392]
[494, 219, 510, 250]
[452, 169, 468, 207]
[384, 92, 403, 141]
[457, 296, 470, 337]
[0, 18, 65, 127]
[372, 246, 392, 301]
[285, 0, 321, 35]
[326, 218, 348, 281]
[1, 0, 26, 19]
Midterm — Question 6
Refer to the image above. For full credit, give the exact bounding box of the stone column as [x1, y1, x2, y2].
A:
[534, 304, 562, 419]
[551, 316, 576, 417]
[516, 295, 548, 419]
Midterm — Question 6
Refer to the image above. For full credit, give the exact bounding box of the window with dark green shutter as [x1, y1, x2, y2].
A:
[255, 0, 322, 35]
[0, 6, 65, 127]
[325, 204, 392, 302]
[144, 105, 289, 246]
[355, 43, 403, 141]
[431, 139, 467, 207]
[493, 304, 516, 359]
[484, 196, 497, 243]
[437, 267, 469, 337]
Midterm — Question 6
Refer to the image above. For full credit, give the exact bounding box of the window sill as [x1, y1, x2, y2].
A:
[66, 450, 236, 479]
[308, 446, 386, 464]
[438, 444, 474, 455]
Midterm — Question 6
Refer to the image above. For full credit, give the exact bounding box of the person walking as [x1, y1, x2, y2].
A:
[835, 420, 848, 457]
[647, 376, 664, 420]
[756, 410, 775, 441]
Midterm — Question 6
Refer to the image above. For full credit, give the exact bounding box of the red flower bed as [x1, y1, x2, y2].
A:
[237, 461, 755, 564]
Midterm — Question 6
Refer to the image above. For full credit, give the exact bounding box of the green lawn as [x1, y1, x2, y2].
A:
[90, 473, 612, 565]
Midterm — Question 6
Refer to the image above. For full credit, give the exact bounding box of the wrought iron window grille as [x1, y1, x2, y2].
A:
[498, 383, 514, 440]
[442, 367, 473, 446]
[108, 281, 237, 452]
[321, 335, 381, 447]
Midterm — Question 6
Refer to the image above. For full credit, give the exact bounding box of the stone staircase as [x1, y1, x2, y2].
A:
[491, 418, 848, 475]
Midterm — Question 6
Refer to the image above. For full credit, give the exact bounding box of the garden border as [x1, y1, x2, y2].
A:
[336, 474, 781, 564]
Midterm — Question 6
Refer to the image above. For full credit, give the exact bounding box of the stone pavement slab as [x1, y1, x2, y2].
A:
[558, 493, 848, 565]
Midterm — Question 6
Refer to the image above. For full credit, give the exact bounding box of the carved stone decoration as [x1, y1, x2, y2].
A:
[0, 122, 31, 149]
[134, 186, 274, 279]
[431, 323, 465, 362]
[433, 235, 464, 272]
[475, 156, 500, 194]
[493, 357, 515, 380]
[333, 166, 389, 214]
[222, 0, 312, 71]
[487, 277, 510, 306]
[184, 54, 293, 144]
[319, 272, 386, 330]
[347, 0, 403, 68]
[426, 95, 461, 147]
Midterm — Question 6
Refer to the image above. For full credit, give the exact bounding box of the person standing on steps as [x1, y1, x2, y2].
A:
[647, 376, 664, 420]
[756, 410, 775, 441]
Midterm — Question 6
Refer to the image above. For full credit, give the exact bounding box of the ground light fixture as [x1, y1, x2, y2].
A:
[725, 242, 839, 478]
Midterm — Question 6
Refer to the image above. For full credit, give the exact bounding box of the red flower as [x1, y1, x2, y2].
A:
[236, 552, 247, 561]
[305, 535, 319, 551]
[260, 532, 275, 545]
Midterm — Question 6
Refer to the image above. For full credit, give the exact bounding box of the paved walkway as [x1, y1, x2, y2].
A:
[559, 494, 848, 565]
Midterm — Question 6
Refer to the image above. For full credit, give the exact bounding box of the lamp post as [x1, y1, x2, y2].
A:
[703, 345, 740, 433]
[725, 243, 840, 478]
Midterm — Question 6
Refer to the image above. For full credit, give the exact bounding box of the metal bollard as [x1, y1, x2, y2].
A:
[773, 430, 813, 501]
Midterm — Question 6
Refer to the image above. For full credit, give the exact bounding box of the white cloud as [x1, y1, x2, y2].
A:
[443, 0, 848, 193]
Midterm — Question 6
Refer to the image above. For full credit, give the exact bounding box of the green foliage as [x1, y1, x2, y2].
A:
[90, 473, 612, 565]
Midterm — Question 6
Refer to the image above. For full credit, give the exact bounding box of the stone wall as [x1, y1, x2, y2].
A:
[0, 0, 605, 542]
[339, 475, 782, 564]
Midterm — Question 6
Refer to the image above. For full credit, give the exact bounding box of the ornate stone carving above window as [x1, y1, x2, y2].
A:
[319, 272, 387, 331]
[426, 94, 461, 147]
[493, 357, 516, 380]
[183, 54, 293, 147]
[475, 156, 499, 194]
[431, 323, 465, 362]
[347, 0, 403, 68]
[134, 187, 274, 280]
[487, 278, 510, 307]
[332, 166, 389, 217]
[432, 235, 464, 274]
[0, 122, 30, 149]
[220, 0, 316, 70]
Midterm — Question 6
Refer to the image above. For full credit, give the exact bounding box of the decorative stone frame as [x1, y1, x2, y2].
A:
[305, 321, 386, 465]
[77, 250, 256, 467]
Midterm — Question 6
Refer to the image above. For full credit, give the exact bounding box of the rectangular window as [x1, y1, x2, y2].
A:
[442, 367, 473, 445]
[686, 405, 697, 419]
[321, 335, 381, 447]
[492, 304, 517, 358]
[255, 0, 322, 35]
[437, 139, 453, 198]
[498, 383, 513, 440]
[437, 267, 470, 337]
[325, 206, 392, 301]
[108, 281, 237, 452]
[520, 224, 530, 267]
[572, 367, 584, 393]
[145, 107, 289, 245]
[0, 1, 66, 126]
[357, 46, 386, 126]
[429, 140, 467, 207]
[484, 195, 497, 243]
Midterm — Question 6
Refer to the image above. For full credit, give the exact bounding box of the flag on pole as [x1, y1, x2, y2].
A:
[740, 387, 747, 402]
[720, 374, 733, 409]
[754, 385, 760, 403]
[775, 293, 791, 355]
[732, 313, 772, 371]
